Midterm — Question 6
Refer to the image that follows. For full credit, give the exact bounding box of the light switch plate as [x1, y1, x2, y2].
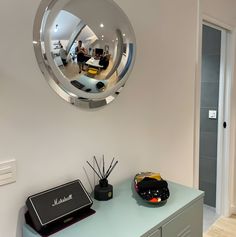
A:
[209, 110, 217, 119]
[0, 159, 16, 186]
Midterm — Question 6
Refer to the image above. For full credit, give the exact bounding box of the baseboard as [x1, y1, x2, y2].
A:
[231, 205, 236, 214]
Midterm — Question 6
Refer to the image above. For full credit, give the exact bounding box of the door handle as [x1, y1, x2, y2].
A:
[223, 122, 227, 128]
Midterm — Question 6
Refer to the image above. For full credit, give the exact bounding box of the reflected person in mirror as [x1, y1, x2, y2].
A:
[74, 40, 82, 55]
[99, 54, 110, 70]
[75, 40, 86, 73]
[59, 45, 68, 66]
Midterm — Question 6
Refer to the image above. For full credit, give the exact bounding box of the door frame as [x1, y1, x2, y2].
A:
[194, 14, 236, 216]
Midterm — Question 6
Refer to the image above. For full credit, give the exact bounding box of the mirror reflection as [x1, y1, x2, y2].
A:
[34, 0, 136, 107]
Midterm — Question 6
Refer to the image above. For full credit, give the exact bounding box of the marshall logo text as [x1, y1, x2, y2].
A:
[52, 194, 73, 207]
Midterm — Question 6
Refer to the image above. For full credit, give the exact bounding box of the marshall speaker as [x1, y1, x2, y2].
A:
[25, 180, 95, 236]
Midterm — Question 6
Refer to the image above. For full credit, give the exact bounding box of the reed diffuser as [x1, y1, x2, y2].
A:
[87, 155, 118, 201]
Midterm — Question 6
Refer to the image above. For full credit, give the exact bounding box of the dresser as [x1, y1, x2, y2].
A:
[23, 179, 204, 237]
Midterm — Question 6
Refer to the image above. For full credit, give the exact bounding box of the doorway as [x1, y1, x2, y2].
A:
[199, 23, 222, 207]
[199, 21, 231, 217]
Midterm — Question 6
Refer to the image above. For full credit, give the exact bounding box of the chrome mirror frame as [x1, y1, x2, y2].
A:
[33, 0, 136, 109]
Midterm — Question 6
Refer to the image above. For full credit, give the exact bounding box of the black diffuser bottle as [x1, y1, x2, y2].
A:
[94, 178, 113, 201]
[87, 156, 118, 201]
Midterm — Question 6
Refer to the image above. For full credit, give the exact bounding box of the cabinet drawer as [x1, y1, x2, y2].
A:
[162, 199, 203, 237]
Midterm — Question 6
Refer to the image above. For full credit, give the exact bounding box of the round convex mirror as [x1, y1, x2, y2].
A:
[33, 0, 136, 108]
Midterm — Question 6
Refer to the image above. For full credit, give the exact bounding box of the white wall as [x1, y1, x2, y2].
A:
[0, 0, 198, 236]
[200, 0, 236, 213]
[201, 0, 236, 28]
[121, 0, 198, 184]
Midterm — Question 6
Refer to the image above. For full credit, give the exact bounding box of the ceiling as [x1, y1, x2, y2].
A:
[50, 10, 96, 42]
[48, 0, 134, 45]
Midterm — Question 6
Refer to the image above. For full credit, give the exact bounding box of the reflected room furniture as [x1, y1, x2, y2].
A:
[71, 75, 107, 93]
[23, 179, 204, 237]
[87, 68, 99, 77]
[86, 58, 103, 69]
[95, 48, 104, 56]
[85, 59, 104, 77]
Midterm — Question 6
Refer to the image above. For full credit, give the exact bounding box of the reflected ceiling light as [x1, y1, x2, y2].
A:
[102, 35, 104, 37]
[33, 41, 38, 44]
[112, 40, 115, 42]
[54, 24, 58, 32]
[116, 38, 118, 41]
[100, 23, 104, 28]
[123, 33, 126, 37]
[102, 39, 104, 41]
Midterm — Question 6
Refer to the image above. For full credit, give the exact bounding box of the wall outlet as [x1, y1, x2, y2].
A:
[0, 159, 16, 186]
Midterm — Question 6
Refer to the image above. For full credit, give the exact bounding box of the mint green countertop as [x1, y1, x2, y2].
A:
[23, 179, 204, 237]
